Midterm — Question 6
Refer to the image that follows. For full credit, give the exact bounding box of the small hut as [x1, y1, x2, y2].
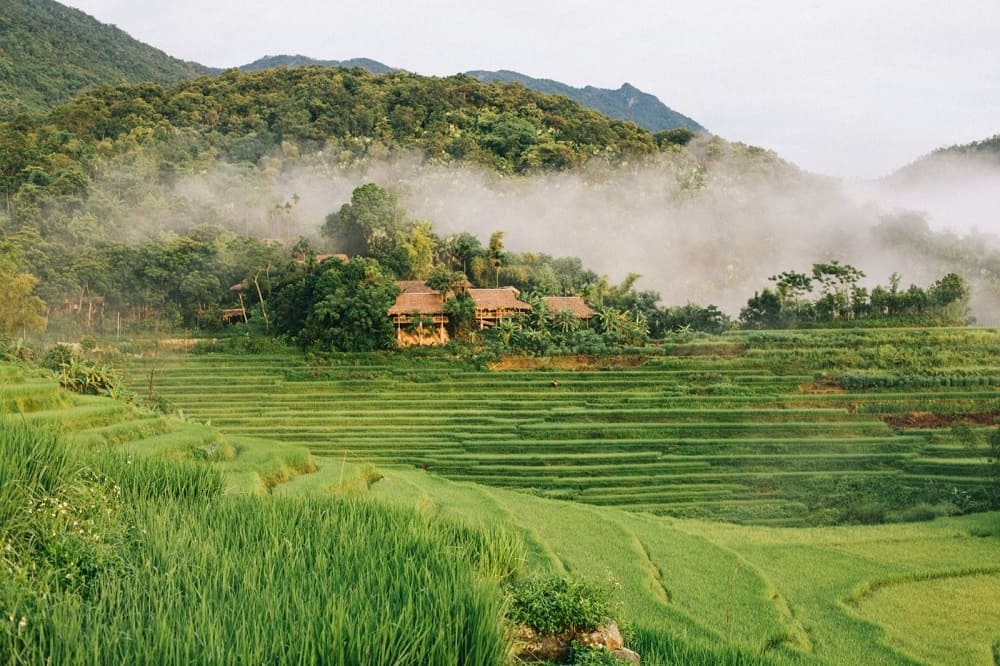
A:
[541, 296, 595, 321]
[468, 287, 532, 329]
[388, 282, 449, 346]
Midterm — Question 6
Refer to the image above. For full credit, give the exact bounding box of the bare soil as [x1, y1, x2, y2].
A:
[880, 411, 1000, 429]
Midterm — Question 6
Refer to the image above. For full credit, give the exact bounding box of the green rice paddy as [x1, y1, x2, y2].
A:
[2, 326, 999, 664]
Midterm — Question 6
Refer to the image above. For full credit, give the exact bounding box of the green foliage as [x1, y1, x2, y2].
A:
[0, 249, 47, 335]
[57, 356, 130, 400]
[570, 644, 633, 665]
[0, 0, 205, 117]
[322, 183, 406, 261]
[469, 71, 705, 134]
[742, 263, 970, 329]
[651, 302, 730, 336]
[0, 419, 513, 664]
[0, 420, 127, 602]
[276, 257, 399, 351]
[41, 343, 74, 371]
[507, 576, 616, 635]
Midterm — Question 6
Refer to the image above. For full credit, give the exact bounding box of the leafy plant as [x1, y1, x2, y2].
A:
[507, 576, 616, 635]
[570, 644, 632, 665]
[57, 356, 130, 400]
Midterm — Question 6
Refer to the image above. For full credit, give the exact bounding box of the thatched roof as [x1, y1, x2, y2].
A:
[388, 291, 445, 316]
[542, 296, 595, 319]
[468, 287, 532, 311]
[395, 280, 434, 294]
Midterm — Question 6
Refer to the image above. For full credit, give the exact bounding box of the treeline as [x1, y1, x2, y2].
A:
[739, 261, 969, 329]
[0, 179, 731, 352]
[1, 65, 667, 225]
[2, 181, 974, 352]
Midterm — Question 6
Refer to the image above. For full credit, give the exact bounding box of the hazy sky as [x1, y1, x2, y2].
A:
[61, 0, 999, 179]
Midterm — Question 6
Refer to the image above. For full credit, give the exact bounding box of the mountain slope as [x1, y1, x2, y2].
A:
[234, 55, 705, 134]
[467, 69, 705, 133]
[241, 55, 395, 74]
[0, 0, 207, 117]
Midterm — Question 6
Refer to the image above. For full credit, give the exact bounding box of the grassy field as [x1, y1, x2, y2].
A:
[3, 327, 1000, 664]
[121, 328, 997, 525]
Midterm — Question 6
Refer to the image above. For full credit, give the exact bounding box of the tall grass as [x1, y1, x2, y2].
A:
[0, 419, 72, 534]
[89, 448, 225, 502]
[1, 421, 514, 664]
[9, 498, 512, 665]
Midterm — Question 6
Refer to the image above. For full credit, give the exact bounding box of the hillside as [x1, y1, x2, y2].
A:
[930, 133, 1000, 160]
[889, 133, 1000, 182]
[0, 0, 207, 117]
[235, 55, 704, 134]
[240, 55, 396, 74]
[468, 69, 705, 133]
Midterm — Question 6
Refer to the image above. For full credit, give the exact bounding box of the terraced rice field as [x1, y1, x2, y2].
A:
[124, 328, 996, 524]
[4, 348, 999, 664]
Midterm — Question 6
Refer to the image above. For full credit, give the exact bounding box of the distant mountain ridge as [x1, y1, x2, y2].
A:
[240, 55, 396, 75]
[0, 0, 207, 116]
[2, 0, 702, 135]
[237, 56, 705, 134]
[466, 69, 705, 133]
[889, 133, 1000, 183]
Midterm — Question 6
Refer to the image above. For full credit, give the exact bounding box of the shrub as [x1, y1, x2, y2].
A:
[507, 576, 615, 635]
[571, 644, 632, 665]
[41, 344, 74, 372]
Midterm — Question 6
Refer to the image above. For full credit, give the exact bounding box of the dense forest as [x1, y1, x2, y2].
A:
[0, 0, 206, 116]
[0, 65, 714, 339]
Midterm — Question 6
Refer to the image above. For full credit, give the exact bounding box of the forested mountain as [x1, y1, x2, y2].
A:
[0, 0, 207, 117]
[889, 133, 1000, 182]
[6, 65, 662, 193]
[241, 55, 396, 74]
[236, 56, 705, 134]
[929, 134, 1000, 160]
[467, 70, 705, 133]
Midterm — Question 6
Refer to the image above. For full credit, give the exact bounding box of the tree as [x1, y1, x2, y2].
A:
[400, 222, 438, 280]
[811, 261, 865, 319]
[425, 265, 468, 296]
[322, 183, 407, 261]
[0, 248, 47, 335]
[739, 289, 783, 329]
[487, 230, 506, 288]
[297, 258, 399, 351]
[928, 273, 969, 321]
[769, 270, 813, 304]
[441, 232, 484, 275]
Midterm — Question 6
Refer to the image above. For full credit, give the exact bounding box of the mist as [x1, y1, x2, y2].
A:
[100, 141, 1000, 320]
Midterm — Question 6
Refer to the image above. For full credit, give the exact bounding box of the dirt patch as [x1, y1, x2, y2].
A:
[881, 411, 1000, 429]
[488, 354, 646, 371]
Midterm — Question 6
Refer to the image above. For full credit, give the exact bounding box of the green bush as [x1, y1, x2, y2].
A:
[41, 344, 75, 372]
[571, 644, 632, 665]
[507, 576, 615, 635]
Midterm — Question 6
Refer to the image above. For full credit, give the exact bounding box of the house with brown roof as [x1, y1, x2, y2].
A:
[388, 281, 449, 346]
[468, 287, 532, 329]
[542, 296, 595, 320]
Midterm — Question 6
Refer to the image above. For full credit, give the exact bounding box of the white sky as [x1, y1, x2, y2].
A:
[61, 0, 1000, 179]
